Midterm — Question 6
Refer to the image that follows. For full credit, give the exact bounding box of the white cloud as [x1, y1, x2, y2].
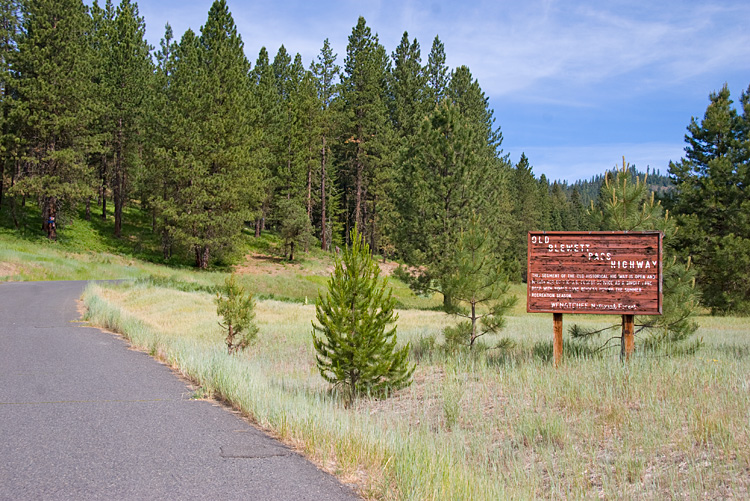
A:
[424, 1, 750, 101]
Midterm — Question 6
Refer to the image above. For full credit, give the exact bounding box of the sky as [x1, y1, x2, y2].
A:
[132, 0, 750, 182]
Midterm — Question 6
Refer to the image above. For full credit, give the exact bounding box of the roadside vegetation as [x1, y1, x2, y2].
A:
[2, 208, 749, 498]
[82, 279, 750, 499]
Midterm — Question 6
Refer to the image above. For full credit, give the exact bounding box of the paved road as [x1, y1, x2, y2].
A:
[0, 281, 358, 500]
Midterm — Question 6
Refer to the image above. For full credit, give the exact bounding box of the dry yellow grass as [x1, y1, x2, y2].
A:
[86, 281, 750, 499]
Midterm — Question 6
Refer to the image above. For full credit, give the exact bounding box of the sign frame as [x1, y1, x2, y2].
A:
[527, 231, 663, 316]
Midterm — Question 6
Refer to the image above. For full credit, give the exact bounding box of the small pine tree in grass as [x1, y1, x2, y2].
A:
[312, 226, 414, 405]
[442, 212, 517, 350]
[216, 274, 258, 355]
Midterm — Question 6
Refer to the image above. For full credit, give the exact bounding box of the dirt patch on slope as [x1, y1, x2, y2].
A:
[0, 261, 22, 280]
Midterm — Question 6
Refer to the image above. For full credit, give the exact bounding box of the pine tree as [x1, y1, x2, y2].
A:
[394, 102, 481, 308]
[574, 158, 702, 356]
[149, 27, 202, 261]
[391, 31, 426, 138]
[536, 174, 553, 230]
[446, 64, 515, 265]
[668, 84, 750, 313]
[144, 22, 178, 259]
[312, 226, 414, 405]
[441, 213, 517, 349]
[10, 0, 98, 239]
[339, 17, 393, 246]
[278, 196, 313, 261]
[98, 0, 153, 237]
[151, 1, 260, 268]
[250, 46, 280, 237]
[508, 153, 542, 279]
[0, 0, 20, 213]
[425, 35, 448, 107]
[311, 38, 341, 250]
[216, 274, 258, 354]
[187, 0, 260, 268]
[447, 65, 502, 155]
[549, 181, 570, 230]
[271, 46, 303, 201]
[568, 187, 592, 231]
[89, 0, 115, 222]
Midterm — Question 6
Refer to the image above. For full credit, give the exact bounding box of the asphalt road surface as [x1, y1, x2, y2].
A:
[0, 281, 358, 500]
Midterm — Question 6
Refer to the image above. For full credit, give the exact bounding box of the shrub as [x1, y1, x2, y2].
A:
[312, 227, 414, 405]
[216, 273, 258, 354]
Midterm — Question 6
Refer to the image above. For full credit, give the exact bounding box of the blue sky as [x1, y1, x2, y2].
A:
[133, 0, 750, 182]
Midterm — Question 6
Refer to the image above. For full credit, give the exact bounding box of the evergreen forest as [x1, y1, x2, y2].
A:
[1, 0, 749, 314]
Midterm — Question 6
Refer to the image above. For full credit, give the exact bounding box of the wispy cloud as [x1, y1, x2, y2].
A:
[435, 1, 750, 100]
[139, 1, 750, 99]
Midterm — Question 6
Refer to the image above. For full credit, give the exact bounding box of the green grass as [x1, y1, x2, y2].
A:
[0, 203, 438, 309]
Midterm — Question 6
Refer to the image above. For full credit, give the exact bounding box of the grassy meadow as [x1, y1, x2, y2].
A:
[82, 280, 750, 499]
[2, 207, 749, 498]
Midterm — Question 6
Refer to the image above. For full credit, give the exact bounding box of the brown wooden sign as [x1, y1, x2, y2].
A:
[527, 231, 663, 315]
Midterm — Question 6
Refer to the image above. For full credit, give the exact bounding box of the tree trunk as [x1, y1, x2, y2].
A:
[307, 150, 313, 220]
[43, 197, 57, 240]
[114, 169, 122, 238]
[85, 198, 91, 221]
[355, 157, 362, 230]
[469, 301, 477, 348]
[195, 246, 210, 269]
[42, 198, 48, 232]
[344, 190, 350, 244]
[113, 122, 124, 238]
[362, 185, 368, 245]
[289, 240, 295, 261]
[370, 195, 377, 254]
[10, 196, 18, 229]
[101, 184, 107, 219]
[320, 136, 327, 251]
[161, 227, 172, 260]
[100, 156, 108, 219]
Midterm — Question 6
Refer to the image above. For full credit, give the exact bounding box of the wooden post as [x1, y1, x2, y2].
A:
[553, 313, 563, 368]
[623, 314, 635, 362]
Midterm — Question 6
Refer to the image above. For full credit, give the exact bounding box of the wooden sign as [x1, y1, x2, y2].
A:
[527, 231, 663, 315]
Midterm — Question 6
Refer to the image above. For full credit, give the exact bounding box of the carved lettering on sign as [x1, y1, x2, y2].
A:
[527, 232, 663, 315]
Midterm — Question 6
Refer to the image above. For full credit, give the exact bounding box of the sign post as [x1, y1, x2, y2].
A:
[553, 313, 563, 367]
[527, 231, 663, 366]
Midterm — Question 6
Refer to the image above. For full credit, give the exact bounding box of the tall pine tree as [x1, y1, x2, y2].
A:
[151, 1, 260, 268]
[339, 17, 393, 247]
[311, 38, 341, 250]
[96, 0, 153, 237]
[10, 0, 97, 239]
[668, 84, 750, 313]
[576, 158, 702, 355]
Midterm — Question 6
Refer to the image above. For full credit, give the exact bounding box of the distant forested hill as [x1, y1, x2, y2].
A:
[558, 165, 672, 207]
